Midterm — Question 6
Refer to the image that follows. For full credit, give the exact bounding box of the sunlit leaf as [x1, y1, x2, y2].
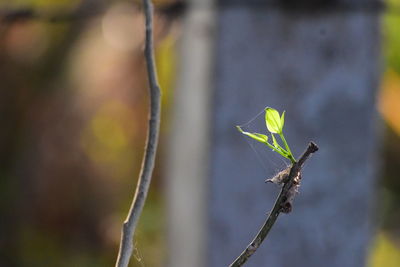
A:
[265, 107, 283, 134]
[271, 134, 279, 148]
[236, 126, 268, 144]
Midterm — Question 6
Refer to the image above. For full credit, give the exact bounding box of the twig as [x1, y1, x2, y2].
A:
[115, 0, 161, 267]
[229, 142, 319, 267]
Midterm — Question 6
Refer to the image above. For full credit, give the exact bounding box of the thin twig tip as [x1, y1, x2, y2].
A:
[309, 142, 319, 153]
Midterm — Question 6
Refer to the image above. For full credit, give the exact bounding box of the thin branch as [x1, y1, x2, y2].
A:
[229, 142, 319, 267]
[115, 0, 161, 267]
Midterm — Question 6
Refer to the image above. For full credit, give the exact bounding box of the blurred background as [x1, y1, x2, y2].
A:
[0, 0, 399, 266]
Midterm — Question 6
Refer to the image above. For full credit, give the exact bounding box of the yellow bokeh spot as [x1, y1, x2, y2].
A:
[156, 33, 176, 134]
[81, 101, 136, 177]
[379, 70, 400, 136]
[91, 114, 127, 152]
[157, 34, 176, 97]
[369, 232, 400, 267]
[0, 0, 80, 8]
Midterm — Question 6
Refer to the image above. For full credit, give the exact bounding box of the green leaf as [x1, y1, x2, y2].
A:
[236, 126, 268, 144]
[265, 107, 283, 134]
[271, 134, 289, 156]
[281, 111, 285, 129]
[271, 134, 279, 148]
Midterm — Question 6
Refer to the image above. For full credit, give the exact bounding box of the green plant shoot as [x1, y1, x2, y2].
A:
[237, 107, 296, 163]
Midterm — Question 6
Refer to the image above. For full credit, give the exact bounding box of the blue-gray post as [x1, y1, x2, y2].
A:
[209, 1, 381, 266]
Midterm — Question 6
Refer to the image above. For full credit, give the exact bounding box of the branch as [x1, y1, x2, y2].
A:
[229, 142, 319, 267]
[115, 0, 161, 267]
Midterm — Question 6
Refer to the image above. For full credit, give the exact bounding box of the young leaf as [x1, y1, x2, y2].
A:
[236, 126, 268, 144]
[271, 134, 288, 156]
[265, 107, 283, 134]
[271, 134, 279, 148]
[237, 126, 289, 159]
[281, 111, 285, 129]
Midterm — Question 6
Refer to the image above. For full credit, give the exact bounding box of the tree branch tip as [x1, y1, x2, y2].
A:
[308, 142, 318, 153]
[230, 141, 319, 266]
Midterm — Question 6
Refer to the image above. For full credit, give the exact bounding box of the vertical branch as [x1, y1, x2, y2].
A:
[115, 0, 161, 267]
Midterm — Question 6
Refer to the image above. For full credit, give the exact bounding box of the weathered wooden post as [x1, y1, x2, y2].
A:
[166, 1, 215, 267]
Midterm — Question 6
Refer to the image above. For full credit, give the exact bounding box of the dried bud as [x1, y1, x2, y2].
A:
[281, 202, 292, 213]
[265, 167, 290, 185]
[280, 171, 301, 213]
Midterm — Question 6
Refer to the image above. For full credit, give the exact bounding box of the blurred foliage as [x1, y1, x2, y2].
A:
[369, 0, 400, 265]
[0, 0, 177, 266]
[0, 0, 80, 8]
[369, 233, 400, 267]
[0, 0, 400, 266]
[385, 0, 400, 74]
[157, 33, 176, 120]
[379, 70, 400, 135]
